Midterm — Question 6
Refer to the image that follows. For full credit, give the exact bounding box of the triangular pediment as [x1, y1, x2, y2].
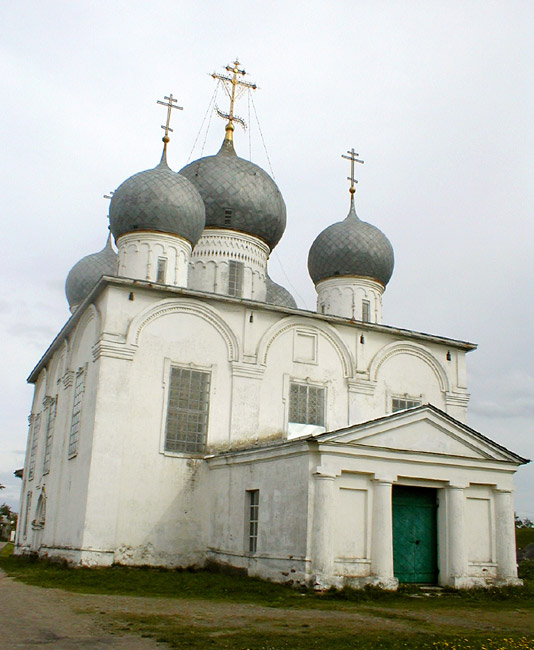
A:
[318, 405, 526, 464]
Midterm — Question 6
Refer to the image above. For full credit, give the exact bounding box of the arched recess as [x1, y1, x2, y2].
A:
[369, 341, 450, 393]
[257, 316, 354, 378]
[126, 298, 240, 362]
[67, 303, 101, 368]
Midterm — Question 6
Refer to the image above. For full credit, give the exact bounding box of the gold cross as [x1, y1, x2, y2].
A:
[157, 94, 183, 143]
[212, 58, 257, 140]
[341, 148, 364, 195]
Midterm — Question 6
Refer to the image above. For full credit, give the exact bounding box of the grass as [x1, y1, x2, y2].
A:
[1, 546, 533, 649]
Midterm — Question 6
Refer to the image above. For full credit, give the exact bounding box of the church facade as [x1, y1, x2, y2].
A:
[15, 64, 527, 589]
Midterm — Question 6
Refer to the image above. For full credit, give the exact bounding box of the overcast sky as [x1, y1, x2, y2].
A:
[1, 1, 532, 517]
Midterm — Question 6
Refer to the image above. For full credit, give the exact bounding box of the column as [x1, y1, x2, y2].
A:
[447, 485, 468, 587]
[371, 479, 396, 588]
[494, 489, 521, 584]
[311, 472, 335, 586]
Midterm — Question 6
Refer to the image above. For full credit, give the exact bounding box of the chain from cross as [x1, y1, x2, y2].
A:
[103, 191, 114, 200]
[341, 148, 364, 195]
[157, 94, 183, 143]
[212, 58, 257, 131]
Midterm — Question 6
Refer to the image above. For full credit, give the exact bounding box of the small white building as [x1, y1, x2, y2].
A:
[15, 67, 527, 589]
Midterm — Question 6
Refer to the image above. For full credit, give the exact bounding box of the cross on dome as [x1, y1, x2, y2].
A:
[341, 148, 364, 197]
[157, 93, 183, 144]
[212, 58, 257, 141]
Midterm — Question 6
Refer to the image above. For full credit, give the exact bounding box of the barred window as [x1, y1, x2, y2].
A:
[228, 260, 244, 297]
[247, 489, 259, 553]
[156, 257, 167, 283]
[362, 299, 371, 323]
[28, 413, 41, 481]
[68, 368, 86, 457]
[392, 397, 422, 413]
[289, 382, 325, 426]
[42, 398, 57, 475]
[165, 367, 210, 454]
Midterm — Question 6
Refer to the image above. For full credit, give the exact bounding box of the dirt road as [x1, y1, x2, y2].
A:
[0, 568, 165, 649]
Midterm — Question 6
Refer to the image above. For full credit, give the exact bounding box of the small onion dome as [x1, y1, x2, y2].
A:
[65, 235, 118, 310]
[109, 152, 205, 245]
[265, 274, 297, 309]
[180, 138, 286, 250]
[307, 201, 394, 287]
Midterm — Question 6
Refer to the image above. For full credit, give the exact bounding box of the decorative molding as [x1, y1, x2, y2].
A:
[369, 341, 450, 393]
[92, 339, 136, 361]
[42, 395, 55, 409]
[445, 392, 471, 408]
[62, 371, 75, 389]
[347, 377, 376, 395]
[231, 362, 265, 380]
[257, 316, 354, 378]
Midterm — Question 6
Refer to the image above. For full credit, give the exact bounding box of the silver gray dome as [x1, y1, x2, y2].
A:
[265, 274, 297, 309]
[65, 235, 118, 310]
[109, 153, 205, 245]
[180, 138, 286, 250]
[308, 201, 394, 286]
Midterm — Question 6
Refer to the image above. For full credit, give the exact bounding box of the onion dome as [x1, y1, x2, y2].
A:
[180, 138, 286, 249]
[308, 199, 394, 287]
[65, 234, 118, 310]
[109, 151, 205, 245]
[265, 274, 297, 309]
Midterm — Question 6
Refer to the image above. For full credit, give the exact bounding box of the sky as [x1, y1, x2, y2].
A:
[1, 1, 533, 517]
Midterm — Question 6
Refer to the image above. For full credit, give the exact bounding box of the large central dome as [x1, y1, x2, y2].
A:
[180, 139, 286, 250]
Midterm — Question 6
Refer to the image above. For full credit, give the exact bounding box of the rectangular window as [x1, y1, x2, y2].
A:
[224, 208, 232, 225]
[69, 368, 86, 457]
[42, 398, 57, 475]
[165, 367, 210, 454]
[247, 489, 259, 553]
[228, 260, 244, 297]
[392, 397, 422, 413]
[23, 491, 32, 538]
[28, 413, 41, 481]
[362, 299, 371, 323]
[289, 382, 325, 426]
[156, 257, 167, 283]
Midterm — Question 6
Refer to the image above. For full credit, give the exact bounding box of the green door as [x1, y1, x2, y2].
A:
[392, 486, 438, 584]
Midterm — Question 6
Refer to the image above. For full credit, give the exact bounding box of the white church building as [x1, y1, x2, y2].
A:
[16, 62, 527, 589]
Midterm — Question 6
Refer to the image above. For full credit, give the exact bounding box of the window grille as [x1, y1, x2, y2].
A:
[224, 208, 232, 225]
[68, 368, 86, 457]
[289, 382, 325, 426]
[228, 260, 244, 297]
[28, 413, 41, 481]
[392, 397, 422, 413]
[362, 299, 371, 323]
[165, 367, 210, 453]
[23, 491, 32, 538]
[156, 257, 167, 283]
[247, 489, 259, 553]
[42, 398, 57, 475]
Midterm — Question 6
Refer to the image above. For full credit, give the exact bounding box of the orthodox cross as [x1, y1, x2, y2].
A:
[342, 148, 364, 195]
[157, 94, 183, 143]
[212, 59, 257, 137]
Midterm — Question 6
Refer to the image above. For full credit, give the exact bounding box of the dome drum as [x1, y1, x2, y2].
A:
[188, 229, 269, 301]
[118, 231, 192, 287]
